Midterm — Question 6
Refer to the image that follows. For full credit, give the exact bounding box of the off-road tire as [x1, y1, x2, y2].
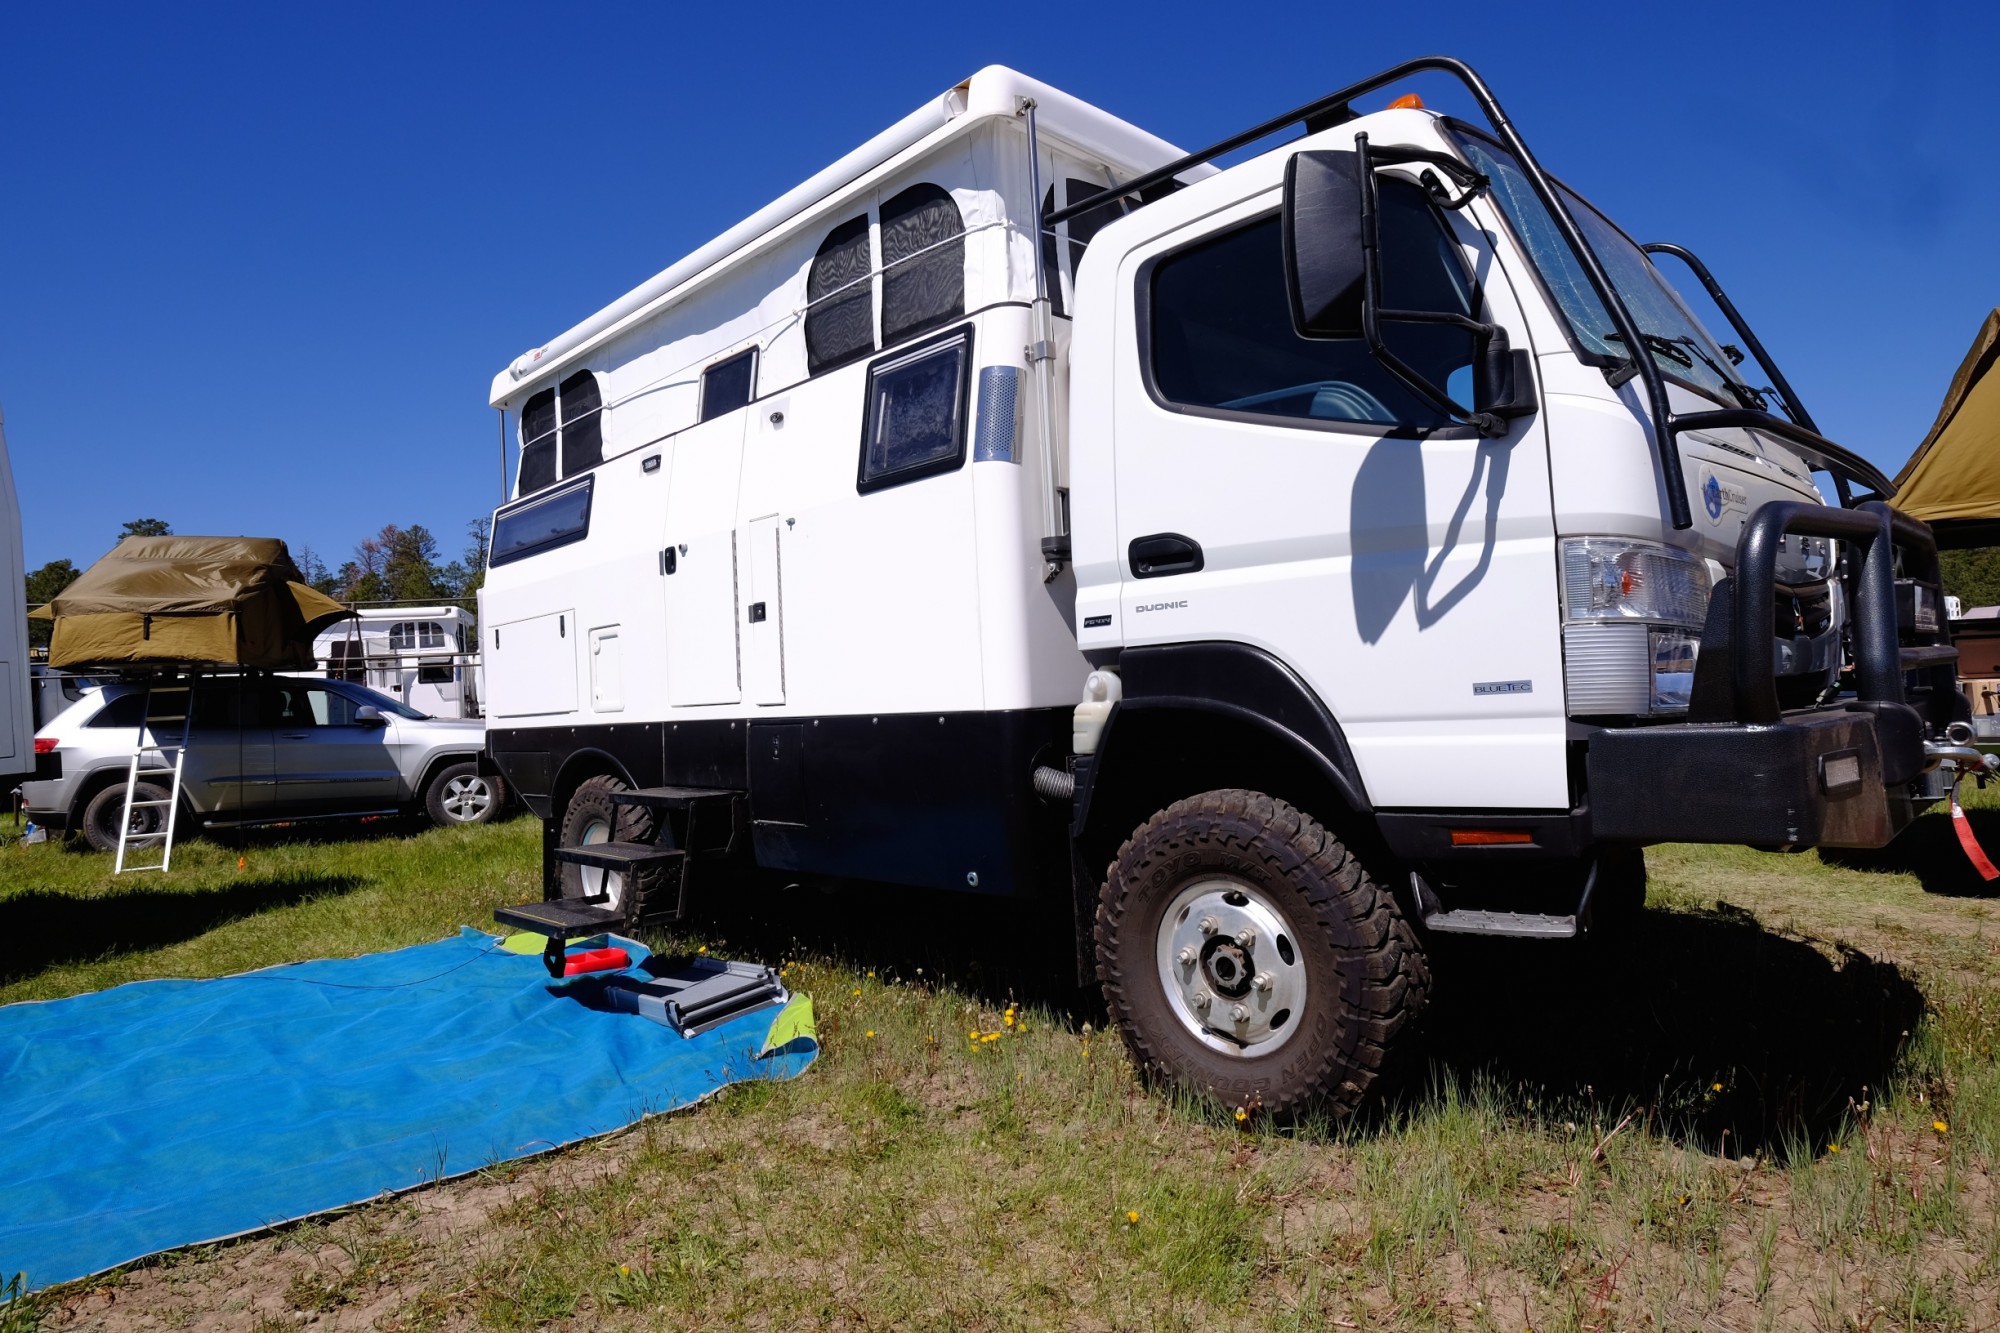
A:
[558, 774, 666, 923]
[80, 780, 172, 854]
[424, 762, 505, 828]
[1096, 789, 1430, 1121]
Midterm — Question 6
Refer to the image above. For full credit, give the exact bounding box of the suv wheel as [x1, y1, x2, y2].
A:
[80, 780, 172, 854]
[425, 762, 505, 827]
[1096, 789, 1430, 1121]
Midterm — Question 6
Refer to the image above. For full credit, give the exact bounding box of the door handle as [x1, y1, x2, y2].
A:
[1128, 533, 1205, 579]
[279, 732, 310, 740]
[660, 548, 677, 575]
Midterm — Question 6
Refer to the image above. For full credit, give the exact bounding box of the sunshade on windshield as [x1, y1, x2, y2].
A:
[1893, 309, 2000, 537]
[34, 536, 351, 670]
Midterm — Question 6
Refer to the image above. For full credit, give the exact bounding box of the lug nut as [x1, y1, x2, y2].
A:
[1230, 1004, 1250, 1024]
[1197, 915, 1219, 935]
[1253, 972, 1273, 992]
[1234, 928, 1256, 949]
[1176, 946, 1197, 966]
[1192, 991, 1213, 1010]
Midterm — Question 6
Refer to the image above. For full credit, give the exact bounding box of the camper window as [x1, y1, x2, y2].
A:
[807, 214, 876, 374]
[492, 476, 595, 566]
[881, 183, 965, 346]
[559, 370, 603, 475]
[700, 348, 758, 422]
[1041, 178, 1129, 319]
[857, 326, 972, 492]
[389, 621, 448, 652]
[520, 389, 559, 493]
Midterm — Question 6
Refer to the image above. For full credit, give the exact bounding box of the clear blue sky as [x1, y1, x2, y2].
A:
[4, 1, 1994, 571]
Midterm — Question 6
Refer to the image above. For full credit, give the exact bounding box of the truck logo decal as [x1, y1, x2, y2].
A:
[1472, 679, 1533, 696]
[1083, 614, 1113, 628]
[1134, 601, 1187, 613]
[1703, 473, 1724, 521]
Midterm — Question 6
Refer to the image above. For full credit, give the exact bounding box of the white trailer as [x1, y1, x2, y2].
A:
[0, 405, 35, 791]
[481, 59, 1965, 1117]
[313, 605, 481, 718]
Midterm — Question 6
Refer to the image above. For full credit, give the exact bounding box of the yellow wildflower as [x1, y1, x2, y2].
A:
[1827, 1143, 1841, 1154]
[852, 988, 862, 997]
[981, 1032, 1001, 1043]
[1711, 1082, 1723, 1092]
[968, 1030, 979, 1041]
[697, 945, 708, 955]
[618, 1264, 631, 1276]
[1935, 1119, 1950, 1134]
[1234, 1107, 1248, 1123]
[1126, 1209, 1140, 1225]
[866, 1030, 876, 1039]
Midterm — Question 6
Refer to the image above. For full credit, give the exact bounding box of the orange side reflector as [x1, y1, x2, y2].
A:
[1386, 93, 1426, 110]
[1449, 828, 1534, 846]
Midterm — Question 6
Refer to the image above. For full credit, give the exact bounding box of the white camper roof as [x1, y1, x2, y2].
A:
[491, 66, 1203, 409]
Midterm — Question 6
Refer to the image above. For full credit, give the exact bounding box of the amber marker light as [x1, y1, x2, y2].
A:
[1386, 93, 1426, 110]
[1449, 829, 1535, 846]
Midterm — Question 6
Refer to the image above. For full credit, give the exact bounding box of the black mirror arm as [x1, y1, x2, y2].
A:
[1354, 136, 1508, 437]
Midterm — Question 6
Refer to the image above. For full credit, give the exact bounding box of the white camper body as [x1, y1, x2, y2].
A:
[313, 606, 481, 718]
[481, 61, 1958, 1116]
[0, 406, 34, 789]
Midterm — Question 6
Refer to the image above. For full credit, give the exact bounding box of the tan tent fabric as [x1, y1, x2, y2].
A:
[40, 536, 352, 670]
[1893, 309, 2000, 525]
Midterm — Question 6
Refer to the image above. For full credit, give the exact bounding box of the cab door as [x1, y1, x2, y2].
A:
[1110, 171, 1566, 810]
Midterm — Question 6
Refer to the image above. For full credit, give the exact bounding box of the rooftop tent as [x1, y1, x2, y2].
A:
[1892, 308, 2000, 548]
[33, 536, 352, 670]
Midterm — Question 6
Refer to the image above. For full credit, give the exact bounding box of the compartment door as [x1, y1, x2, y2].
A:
[743, 513, 785, 705]
[665, 414, 745, 706]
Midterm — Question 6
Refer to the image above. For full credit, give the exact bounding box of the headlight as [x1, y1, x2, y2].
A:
[1561, 539, 1711, 717]
[1561, 539, 1711, 630]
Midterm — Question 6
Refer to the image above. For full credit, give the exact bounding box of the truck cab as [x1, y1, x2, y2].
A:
[480, 58, 1960, 1120]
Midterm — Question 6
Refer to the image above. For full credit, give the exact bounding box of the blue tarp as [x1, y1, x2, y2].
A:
[0, 929, 815, 1291]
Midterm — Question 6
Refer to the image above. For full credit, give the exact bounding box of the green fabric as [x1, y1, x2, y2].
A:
[42, 535, 352, 670]
[761, 994, 817, 1055]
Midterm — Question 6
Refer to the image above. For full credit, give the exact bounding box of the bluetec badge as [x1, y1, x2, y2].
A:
[1703, 473, 1724, 521]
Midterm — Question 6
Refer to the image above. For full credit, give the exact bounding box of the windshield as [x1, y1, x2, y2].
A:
[1450, 132, 1761, 409]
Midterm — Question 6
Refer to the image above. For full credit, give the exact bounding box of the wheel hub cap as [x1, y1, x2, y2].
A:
[443, 776, 490, 819]
[1157, 879, 1307, 1056]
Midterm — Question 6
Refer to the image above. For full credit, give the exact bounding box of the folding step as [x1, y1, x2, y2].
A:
[493, 895, 626, 939]
[552, 842, 688, 872]
[609, 786, 741, 811]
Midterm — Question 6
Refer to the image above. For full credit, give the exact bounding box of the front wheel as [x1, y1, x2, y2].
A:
[1095, 789, 1430, 1121]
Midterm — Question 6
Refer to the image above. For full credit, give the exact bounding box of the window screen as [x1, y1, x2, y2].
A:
[491, 476, 595, 565]
[1149, 187, 1474, 430]
[559, 370, 603, 475]
[880, 183, 964, 346]
[700, 348, 758, 421]
[806, 214, 875, 374]
[519, 388, 558, 494]
[857, 328, 972, 492]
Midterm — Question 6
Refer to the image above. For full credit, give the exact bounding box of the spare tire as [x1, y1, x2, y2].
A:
[81, 780, 172, 854]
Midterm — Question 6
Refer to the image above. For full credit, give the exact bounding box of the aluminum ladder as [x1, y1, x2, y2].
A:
[114, 683, 191, 874]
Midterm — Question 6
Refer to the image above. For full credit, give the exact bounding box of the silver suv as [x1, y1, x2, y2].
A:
[21, 675, 505, 850]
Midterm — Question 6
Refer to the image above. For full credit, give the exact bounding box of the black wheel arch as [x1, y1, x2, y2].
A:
[1074, 642, 1372, 873]
[415, 750, 498, 806]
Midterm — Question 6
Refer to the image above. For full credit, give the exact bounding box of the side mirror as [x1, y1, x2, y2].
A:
[1282, 150, 1367, 338]
[354, 705, 387, 726]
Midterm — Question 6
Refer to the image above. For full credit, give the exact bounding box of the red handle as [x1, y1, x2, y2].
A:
[563, 947, 631, 976]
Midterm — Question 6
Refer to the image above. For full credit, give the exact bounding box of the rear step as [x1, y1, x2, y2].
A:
[598, 959, 788, 1038]
[609, 785, 739, 810]
[552, 842, 686, 872]
[494, 894, 631, 976]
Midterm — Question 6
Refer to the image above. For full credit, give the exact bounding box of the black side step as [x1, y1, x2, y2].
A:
[552, 842, 687, 872]
[494, 895, 626, 938]
[610, 785, 740, 811]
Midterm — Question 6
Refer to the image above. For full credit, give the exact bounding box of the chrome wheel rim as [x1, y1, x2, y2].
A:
[576, 814, 621, 910]
[1156, 878, 1309, 1058]
[440, 774, 492, 822]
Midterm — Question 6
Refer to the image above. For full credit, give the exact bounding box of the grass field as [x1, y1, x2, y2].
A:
[3, 795, 2000, 1331]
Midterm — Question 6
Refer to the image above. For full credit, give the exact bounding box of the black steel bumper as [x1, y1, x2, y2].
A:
[1584, 499, 1956, 850]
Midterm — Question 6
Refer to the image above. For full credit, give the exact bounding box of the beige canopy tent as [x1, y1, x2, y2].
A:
[1893, 309, 2000, 547]
[32, 536, 351, 670]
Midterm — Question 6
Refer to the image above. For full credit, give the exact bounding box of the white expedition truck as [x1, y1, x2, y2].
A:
[480, 57, 1966, 1116]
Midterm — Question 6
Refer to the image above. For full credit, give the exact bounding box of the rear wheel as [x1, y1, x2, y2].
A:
[1096, 789, 1430, 1121]
[80, 780, 172, 854]
[425, 762, 505, 827]
[557, 774, 665, 922]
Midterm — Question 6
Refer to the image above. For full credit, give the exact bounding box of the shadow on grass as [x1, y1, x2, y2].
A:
[1422, 902, 1923, 1155]
[696, 875, 1920, 1154]
[1821, 804, 2000, 897]
[0, 874, 365, 983]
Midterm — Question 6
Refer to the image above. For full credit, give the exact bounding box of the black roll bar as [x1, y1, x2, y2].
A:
[1048, 56, 1888, 529]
